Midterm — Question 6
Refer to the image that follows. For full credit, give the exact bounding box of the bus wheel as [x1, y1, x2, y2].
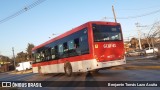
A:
[64, 63, 72, 77]
[38, 66, 43, 75]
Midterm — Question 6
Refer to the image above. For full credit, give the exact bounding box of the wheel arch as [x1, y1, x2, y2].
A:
[64, 60, 71, 68]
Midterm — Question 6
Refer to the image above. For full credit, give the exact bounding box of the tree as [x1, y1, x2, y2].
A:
[26, 43, 35, 61]
[15, 43, 35, 63]
[130, 38, 138, 48]
[0, 55, 10, 65]
[145, 21, 160, 48]
[16, 51, 27, 63]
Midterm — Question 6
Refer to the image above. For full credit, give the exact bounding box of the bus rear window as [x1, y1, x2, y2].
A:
[92, 24, 122, 42]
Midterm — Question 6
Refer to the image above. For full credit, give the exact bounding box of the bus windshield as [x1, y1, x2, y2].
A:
[92, 24, 122, 42]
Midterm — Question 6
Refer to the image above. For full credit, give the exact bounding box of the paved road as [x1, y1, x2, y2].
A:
[0, 57, 160, 90]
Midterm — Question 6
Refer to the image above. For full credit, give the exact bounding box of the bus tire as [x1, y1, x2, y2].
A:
[38, 66, 43, 75]
[64, 62, 72, 77]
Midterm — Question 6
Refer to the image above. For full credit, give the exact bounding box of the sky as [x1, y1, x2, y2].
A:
[0, 0, 160, 57]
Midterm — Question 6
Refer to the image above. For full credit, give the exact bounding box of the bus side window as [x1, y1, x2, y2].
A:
[32, 53, 35, 62]
[74, 38, 81, 55]
[74, 38, 80, 48]
[55, 46, 58, 59]
[51, 47, 56, 60]
[63, 42, 68, 52]
[58, 44, 63, 58]
[63, 42, 68, 58]
[68, 40, 74, 50]
[45, 48, 51, 61]
[40, 51, 45, 61]
[36, 53, 41, 62]
[68, 40, 75, 57]
[80, 35, 89, 54]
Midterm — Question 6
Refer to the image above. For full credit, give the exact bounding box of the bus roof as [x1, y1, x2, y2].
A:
[32, 21, 120, 51]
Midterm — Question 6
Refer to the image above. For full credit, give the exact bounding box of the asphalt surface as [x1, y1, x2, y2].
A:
[0, 56, 160, 90]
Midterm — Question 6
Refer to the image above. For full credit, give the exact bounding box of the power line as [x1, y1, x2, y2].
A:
[107, 8, 160, 19]
[118, 5, 160, 11]
[1, 0, 160, 23]
[0, 0, 46, 24]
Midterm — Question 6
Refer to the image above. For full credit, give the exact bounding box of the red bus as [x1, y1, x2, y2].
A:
[32, 21, 126, 76]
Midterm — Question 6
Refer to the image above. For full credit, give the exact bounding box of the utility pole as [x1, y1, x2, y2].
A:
[135, 23, 147, 50]
[12, 47, 16, 70]
[112, 5, 117, 23]
[135, 23, 142, 50]
[151, 37, 155, 56]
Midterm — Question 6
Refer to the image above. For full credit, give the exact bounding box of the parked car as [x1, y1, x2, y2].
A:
[125, 49, 145, 57]
[144, 47, 158, 54]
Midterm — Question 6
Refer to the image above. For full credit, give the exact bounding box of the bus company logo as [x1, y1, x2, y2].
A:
[103, 44, 116, 48]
